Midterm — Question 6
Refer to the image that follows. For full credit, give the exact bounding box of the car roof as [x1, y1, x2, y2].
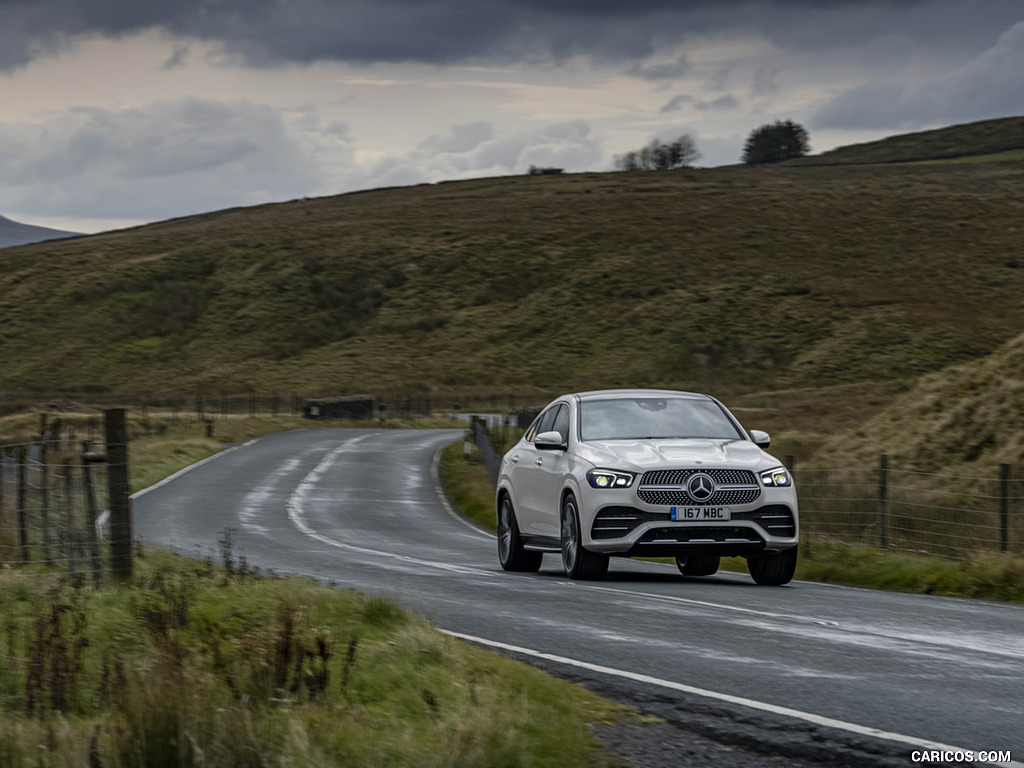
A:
[571, 389, 711, 402]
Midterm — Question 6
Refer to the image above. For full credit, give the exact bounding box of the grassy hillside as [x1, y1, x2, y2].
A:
[812, 329, 1024, 473]
[790, 115, 1024, 166]
[3, 158, 1024, 414]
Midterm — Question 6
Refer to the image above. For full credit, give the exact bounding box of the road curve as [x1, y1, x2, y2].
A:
[133, 428, 1024, 767]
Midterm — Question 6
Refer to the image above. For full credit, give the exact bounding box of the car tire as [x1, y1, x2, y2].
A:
[560, 493, 608, 580]
[675, 555, 721, 577]
[497, 494, 542, 572]
[747, 546, 798, 586]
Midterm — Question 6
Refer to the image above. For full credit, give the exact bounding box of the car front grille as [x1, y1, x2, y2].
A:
[637, 468, 761, 506]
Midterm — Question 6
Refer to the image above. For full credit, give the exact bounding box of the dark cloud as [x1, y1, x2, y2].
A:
[0, 98, 349, 218]
[660, 94, 738, 113]
[813, 20, 1024, 130]
[162, 43, 190, 69]
[0, 93, 601, 220]
[3, 0, 1019, 71]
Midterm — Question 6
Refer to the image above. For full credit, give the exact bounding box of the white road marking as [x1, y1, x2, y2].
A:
[115, 440, 255, 528]
[430, 442, 496, 541]
[441, 630, 1024, 768]
[286, 435, 488, 577]
[131, 443, 244, 500]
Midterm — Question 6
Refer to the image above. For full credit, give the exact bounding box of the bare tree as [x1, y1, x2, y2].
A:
[614, 134, 700, 171]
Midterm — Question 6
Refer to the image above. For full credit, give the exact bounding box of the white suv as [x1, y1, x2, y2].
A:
[496, 389, 799, 584]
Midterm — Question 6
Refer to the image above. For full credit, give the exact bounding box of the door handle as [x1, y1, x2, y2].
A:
[535, 458, 544, 466]
[510, 455, 519, 464]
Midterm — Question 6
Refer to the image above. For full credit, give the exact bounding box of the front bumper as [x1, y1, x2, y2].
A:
[579, 484, 799, 557]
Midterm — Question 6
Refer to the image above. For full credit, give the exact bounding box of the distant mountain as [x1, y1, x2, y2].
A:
[0, 214, 80, 248]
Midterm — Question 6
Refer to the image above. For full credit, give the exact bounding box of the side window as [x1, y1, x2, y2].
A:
[528, 407, 558, 442]
[551, 404, 569, 444]
[525, 417, 539, 442]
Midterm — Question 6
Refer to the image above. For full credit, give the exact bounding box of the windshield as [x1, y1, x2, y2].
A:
[579, 397, 744, 441]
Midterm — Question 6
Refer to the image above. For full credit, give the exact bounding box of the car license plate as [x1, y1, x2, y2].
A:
[670, 507, 731, 521]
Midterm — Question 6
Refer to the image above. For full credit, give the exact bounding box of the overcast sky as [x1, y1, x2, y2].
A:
[2, 0, 1022, 233]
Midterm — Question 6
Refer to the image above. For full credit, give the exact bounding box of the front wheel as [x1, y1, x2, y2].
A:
[747, 546, 798, 586]
[560, 494, 608, 580]
[497, 495, 542, 572]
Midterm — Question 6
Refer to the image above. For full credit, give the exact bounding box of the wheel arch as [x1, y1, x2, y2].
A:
[559, 480, 590, 545]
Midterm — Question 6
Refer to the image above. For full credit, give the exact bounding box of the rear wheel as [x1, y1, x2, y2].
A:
[747, 546, 798, 586]
[675, 554, 721, 577]
[560, 494, 608, 580]
[497, 495, 542, 572]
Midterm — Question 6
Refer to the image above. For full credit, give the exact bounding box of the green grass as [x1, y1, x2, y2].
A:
[798, 541, 1024, 602]
[439, 441, 497, 531]
[0, 551, 629, 767]
[920, 148, 1024, 164]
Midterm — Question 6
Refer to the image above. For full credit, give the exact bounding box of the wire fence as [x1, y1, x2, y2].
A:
[794, 460, 1022, 559]
[0, 410, 130, 584]
[1, 389, 539, 421]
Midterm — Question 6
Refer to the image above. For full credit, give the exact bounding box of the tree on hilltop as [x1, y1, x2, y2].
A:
[614, 135, 701, 171]
[742, 120, 810, 165]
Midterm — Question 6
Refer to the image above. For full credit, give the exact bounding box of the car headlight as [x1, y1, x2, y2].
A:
[586, 469, 635, 489]
[760, 467, 792, 487]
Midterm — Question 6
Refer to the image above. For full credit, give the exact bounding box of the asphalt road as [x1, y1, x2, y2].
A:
[133, 427, 1024, 767]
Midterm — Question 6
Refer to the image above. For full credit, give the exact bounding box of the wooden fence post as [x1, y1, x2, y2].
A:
[41, 438, 51, 563]
[17, 446, 28, 560]
[105, 409, 132, 579]
[878, 454, 889, 550]
[1000, 463, 1010, 553]
[81, 442, 103, 588]
[65, 466, 76, 578]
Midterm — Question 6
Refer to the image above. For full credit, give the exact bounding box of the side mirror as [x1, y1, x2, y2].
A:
[535, 431, 566, 451]
[749, 429, 771, 448]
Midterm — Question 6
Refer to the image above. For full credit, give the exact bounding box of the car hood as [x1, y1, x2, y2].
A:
[576, 438, 776, 472]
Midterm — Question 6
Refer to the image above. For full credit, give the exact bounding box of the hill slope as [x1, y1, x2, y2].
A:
[790, 115, 1024, 166]
[0, 214, 79, 249]
[2, 160, 1024, 413]
[812, 329, 1024, 473]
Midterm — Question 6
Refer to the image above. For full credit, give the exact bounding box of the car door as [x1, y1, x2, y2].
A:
[512, 405, 559, 535]
[531, 403, 571, 537]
